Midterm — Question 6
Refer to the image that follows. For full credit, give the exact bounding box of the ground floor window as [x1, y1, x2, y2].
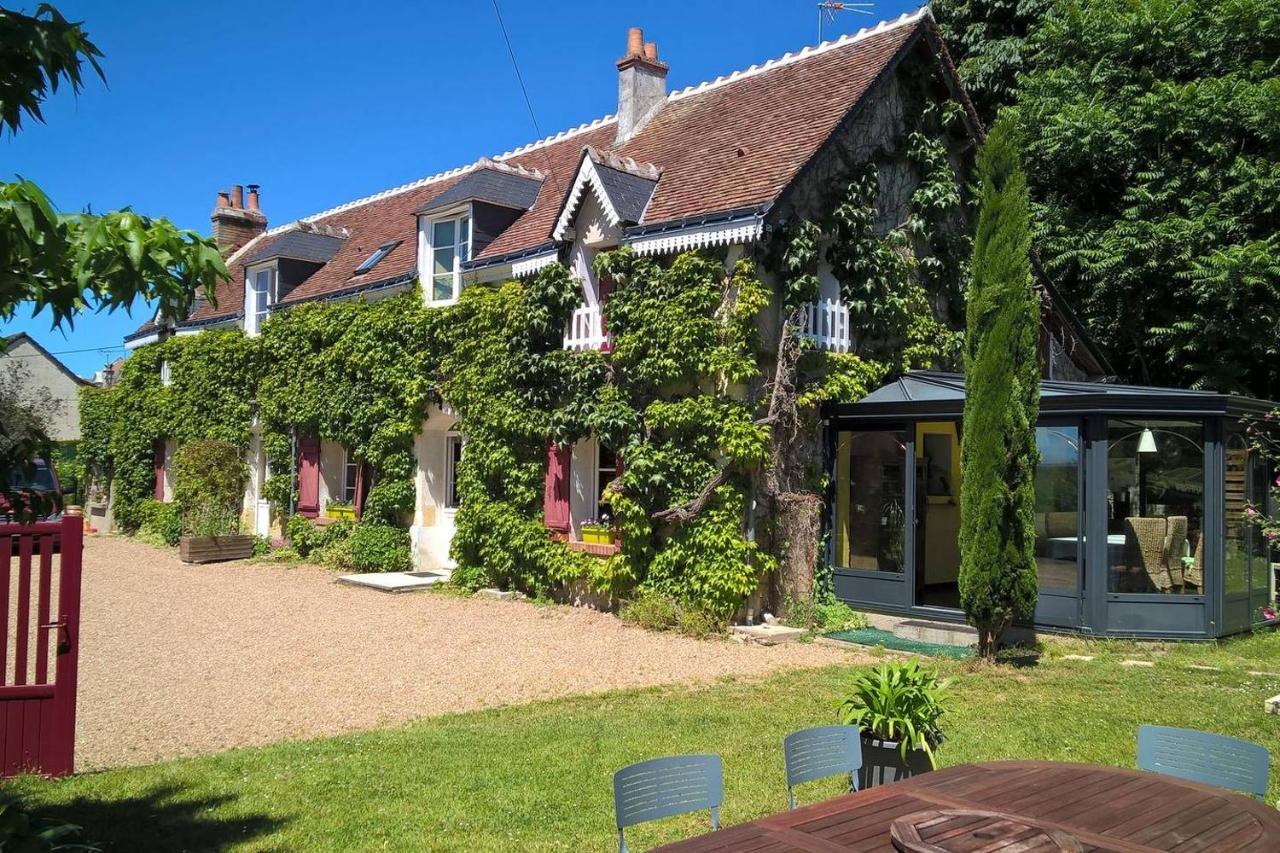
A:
[596, 444, 617, 522]
[833, 429, 906, 573]
[1035, 425, 1082, 593]
[445, 434, 463, 509]
[1106, 420, 1204, 594]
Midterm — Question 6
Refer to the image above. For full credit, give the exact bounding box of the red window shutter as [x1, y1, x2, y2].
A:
[353, 461, 370, 520]
[543, 441, 571, 533]
[297, 437, 320, 518]
[153, 439, 166, 501]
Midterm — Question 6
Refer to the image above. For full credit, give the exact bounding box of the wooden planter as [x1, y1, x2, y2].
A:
[179, 534, 255, 564]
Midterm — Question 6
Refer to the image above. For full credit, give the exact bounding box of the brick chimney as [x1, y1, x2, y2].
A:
[210, 183, 267, 256]
[615, 27, 668, 145]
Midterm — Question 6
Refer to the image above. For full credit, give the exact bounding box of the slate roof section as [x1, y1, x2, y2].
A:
[593, 161, 657, 224]
[415, 166, 543, 215]
[158, 10, 940, 330]
[242, 230, 345, 266]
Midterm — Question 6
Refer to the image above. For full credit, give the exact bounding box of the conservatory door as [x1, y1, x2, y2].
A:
[831, 426, 911, 610]
[1033, 423, 1085, 629]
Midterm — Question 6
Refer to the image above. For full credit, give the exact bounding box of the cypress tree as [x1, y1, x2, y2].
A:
[958, 117, 1041, 659]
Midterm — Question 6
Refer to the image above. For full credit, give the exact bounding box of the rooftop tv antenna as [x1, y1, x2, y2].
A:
[817, 1, 873, 41]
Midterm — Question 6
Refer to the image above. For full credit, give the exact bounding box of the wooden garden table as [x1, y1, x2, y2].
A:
[653, 760, 1280, 852]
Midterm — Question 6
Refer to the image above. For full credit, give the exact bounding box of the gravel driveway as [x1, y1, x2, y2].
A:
[74, 536, 856, 769]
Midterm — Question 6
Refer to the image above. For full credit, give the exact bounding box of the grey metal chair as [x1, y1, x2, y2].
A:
[783, 725, 863, 810]
[612, 754, 723, 853]
[1137, 725, 1270, 799]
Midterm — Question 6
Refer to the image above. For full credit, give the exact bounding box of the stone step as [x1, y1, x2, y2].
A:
[336, 569, 451, 593]
[891, 618, 977, 648]
[731, 624, 806, 646]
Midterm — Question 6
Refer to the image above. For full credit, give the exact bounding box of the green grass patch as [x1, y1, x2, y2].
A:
[9, 632, 1280, 851]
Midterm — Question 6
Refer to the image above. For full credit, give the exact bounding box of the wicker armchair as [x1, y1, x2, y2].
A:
[1164, 516, 1188, 590]
[1184, 535, 1204, 591]
[1124, 517, 1174, 592]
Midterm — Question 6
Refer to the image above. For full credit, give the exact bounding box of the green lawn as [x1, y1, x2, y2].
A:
[11, 632, 1280, 851]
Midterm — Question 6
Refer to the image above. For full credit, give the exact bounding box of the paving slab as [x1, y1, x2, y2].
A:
[477, 588, 525, 601]
[1120, 659, 1156, 668]
[335, 570, 450, 593]
[732, 624, 806, 646]
[1266, 695, 1280, 715]
[1061, 654, 1095, 662]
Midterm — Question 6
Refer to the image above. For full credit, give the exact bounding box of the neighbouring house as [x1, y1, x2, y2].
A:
[129, 9, 1272, 638]
[2, 332, 90, 442]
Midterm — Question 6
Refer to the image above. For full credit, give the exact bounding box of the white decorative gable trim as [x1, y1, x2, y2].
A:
[626, 217, 765, 256]
[512, 251, 559, 278]
[553, 157, 622, 242]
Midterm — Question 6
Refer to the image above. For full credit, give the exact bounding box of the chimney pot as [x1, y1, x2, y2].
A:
[644, 42, 657, 61]
[211, 182, 267, 256]
[231, 184, 244, 208]
[247, 184, 261, 211]
[216, 190, 230, 209]
[626, 26, 644, 57]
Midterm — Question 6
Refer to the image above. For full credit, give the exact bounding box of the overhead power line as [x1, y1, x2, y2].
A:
[490, 0, 556, 182]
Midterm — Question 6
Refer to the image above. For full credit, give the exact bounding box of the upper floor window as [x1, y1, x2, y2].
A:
[245, 265, 276, 336]
[429, 215, 470, 304]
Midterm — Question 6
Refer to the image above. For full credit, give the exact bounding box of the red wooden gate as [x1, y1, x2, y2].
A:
[0, 513, 83, 777]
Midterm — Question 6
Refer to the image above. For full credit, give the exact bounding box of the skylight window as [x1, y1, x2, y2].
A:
[355, 240, 400, 275]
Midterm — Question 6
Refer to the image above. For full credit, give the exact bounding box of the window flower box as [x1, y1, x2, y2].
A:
[580, 523, 615, 546]
[325, 501, 357, 521]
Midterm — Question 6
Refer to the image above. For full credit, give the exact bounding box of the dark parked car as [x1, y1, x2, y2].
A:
[1, 459, 64, 524]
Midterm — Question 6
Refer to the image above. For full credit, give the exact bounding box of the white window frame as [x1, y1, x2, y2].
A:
[244, 263, 277, 336]
[420, 209, 471, 306]
[341, 447, 359, 504]
[444, 433, 464, 510]
[159, 360, 172, 387]
[596, 441, 618, 518]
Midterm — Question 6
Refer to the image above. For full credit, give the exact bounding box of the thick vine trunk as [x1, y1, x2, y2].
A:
[763, 308, 824, 618]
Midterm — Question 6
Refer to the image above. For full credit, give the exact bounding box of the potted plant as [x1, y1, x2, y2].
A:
[580, 518, 615, 545]
[837, 660, 949, 787]
[179, 502, 255, 563]
[325, 500, 357, 521]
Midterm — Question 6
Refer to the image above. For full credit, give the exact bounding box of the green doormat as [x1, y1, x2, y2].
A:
[824, 627, 974, 659]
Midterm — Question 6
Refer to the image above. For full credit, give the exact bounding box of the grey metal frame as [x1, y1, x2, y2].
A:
[1137, 725, 1270, 799]
[782, 725, 863, 810]
[612, 754, 723, 853]
[825, 379, 1275, 639]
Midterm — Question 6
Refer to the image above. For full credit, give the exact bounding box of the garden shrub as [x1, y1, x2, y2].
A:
[285, 515, 353, 559]
[323, 523, 410, 573]
[783, 596, 869, 632]
[172, 438, 246, 516]
[619, 589, 680, 632]
[135, 499, 181, 546]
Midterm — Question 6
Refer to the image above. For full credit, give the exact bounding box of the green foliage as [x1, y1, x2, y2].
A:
[958, 119, 1041, 657]
[836, 661, 950, 767]
[135, 499, 181, 547]
[324, 524, 411, 573]
[1016, 0, 1280, 397]
[0, 793, 95, 852]
[784, 597, 869, 632]
[285, 515, 353, 560]
[182, 503, 240, 537]
[172, 438, 245, 517]
[259, 291, 446, 525]
[932, 0, 1053, 124]
[619, 589, 725, 637]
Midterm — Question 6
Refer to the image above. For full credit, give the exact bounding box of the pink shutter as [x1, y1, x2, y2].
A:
[543, 441, 571, 533]
[297, 437, 320, 518]
[153, 439, 166, 501]
[353, 461, 370, 520]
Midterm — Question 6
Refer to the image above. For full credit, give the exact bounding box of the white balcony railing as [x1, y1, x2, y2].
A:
[564, 304, 609, 351]
[798, 298, 852, 352]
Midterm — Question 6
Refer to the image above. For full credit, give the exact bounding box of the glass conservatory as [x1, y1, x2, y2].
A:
[825, 372, 1278, 639]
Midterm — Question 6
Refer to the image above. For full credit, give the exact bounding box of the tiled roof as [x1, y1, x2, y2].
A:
[242, 230, 345, 266]
[164, 9, 930, 329]
[594, 161, 658, 224]
[415, 164, 544, 215]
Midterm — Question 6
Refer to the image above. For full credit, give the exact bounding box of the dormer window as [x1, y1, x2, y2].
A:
[428, 215, 470, 304]
[245, 264, 277, 336]
[355, 240, 400, 275]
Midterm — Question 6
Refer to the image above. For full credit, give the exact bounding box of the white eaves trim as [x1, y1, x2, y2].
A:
[512, 251, 560, 278]
[626, 217, 765, 256]
[552, 157, 623, 242]
[123, 332, 159, 351]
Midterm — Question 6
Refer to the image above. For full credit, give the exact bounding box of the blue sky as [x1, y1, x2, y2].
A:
[2, 0, 919, 377]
